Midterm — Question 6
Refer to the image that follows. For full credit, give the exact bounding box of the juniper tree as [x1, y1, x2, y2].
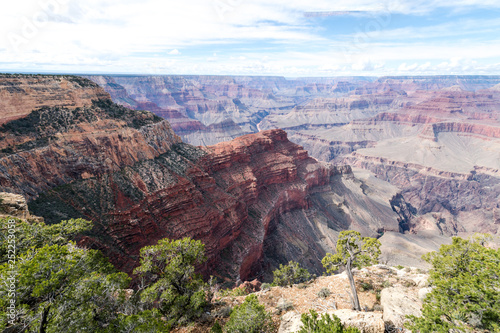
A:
[406, 235, 500, 332]
[0, 217, 169, 333]
[272, 261, 311, 287]
[133, 237, 209, 325]
[321, 230, 381, 311]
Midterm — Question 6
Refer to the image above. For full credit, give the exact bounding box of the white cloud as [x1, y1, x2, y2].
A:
[398, 62, 418, 71]
[0, 0, 500, 75]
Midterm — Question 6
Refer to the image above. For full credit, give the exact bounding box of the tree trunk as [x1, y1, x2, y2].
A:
[346, 259, 361, 311]
[38, 305, 51, 333]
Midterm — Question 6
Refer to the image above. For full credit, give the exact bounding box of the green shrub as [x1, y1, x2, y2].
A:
[395, 265, 404, 270]
[382, 280, 392, 288]
[260, 283, 272, 290]
[210, 321, 223, 333]
[406, 235, 500, 332]
[224, 294, 274, 333]
[273, 261, 311, 287]
[317, 287, 331, 299]
[133, 237, 209, 324]
[359, 281, 374, 291]
[298, 310, 360, 333]
[219, 287, 247, 298]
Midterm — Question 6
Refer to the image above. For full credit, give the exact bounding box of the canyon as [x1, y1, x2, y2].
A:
[84, 74, 500, 261]
[0, 74, 413, 281]
[2, 74, 499, 282]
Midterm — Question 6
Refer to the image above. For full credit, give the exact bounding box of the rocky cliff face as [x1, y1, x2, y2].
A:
[0, 74, 109, 125]
[84, 75, 376, 146]
[0, 98, 178, 197]
[0, 74, 407, 281]
[25, 128, 403, 280]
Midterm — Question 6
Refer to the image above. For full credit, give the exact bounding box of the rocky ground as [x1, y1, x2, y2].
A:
[173, 265, 430, 333]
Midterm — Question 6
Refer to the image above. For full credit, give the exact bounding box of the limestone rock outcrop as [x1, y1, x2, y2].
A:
[381, 287, 422, 329]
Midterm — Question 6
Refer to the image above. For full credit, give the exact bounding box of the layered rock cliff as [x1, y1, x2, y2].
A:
[83, 75, 377, 146]
[24, 128, 403, 280]
[0, 74, 109, 125]
[0, 74, 407, 281]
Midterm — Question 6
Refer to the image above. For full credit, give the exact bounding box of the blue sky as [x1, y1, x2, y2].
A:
[1, 0, 500, 76]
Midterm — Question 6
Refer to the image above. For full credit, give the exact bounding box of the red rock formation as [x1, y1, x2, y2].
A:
[26, 128, 348, 279]
[0, 74, 109, 124]
[0, 75, 406, 281]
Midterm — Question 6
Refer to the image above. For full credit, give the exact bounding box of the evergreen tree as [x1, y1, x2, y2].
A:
[406, 235, 500, 332]
[0, 217, 170, 332]
[272, 261, 311, 287]
[133, 237, 209, 325]
[321, 230, 381, 311]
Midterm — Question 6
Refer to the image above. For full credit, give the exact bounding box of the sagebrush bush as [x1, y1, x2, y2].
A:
[260, 283, 272, 290]
[276, 298, 294, 314]
[224, 295, 274, 333]
[272, 261, 311, 287]
[317, 287, 331, 299]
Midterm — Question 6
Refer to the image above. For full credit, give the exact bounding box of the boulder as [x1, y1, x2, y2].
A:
[328, 309, 385, 333]
[238, 279, 261, 293]
[411, 274, 428, 288]
[0, 192, 29, 218]
[381, 287, 421, 329]
[278, 311, 302, 333]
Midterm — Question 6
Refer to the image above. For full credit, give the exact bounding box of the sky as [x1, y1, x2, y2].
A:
[1, 0, 500, 76]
